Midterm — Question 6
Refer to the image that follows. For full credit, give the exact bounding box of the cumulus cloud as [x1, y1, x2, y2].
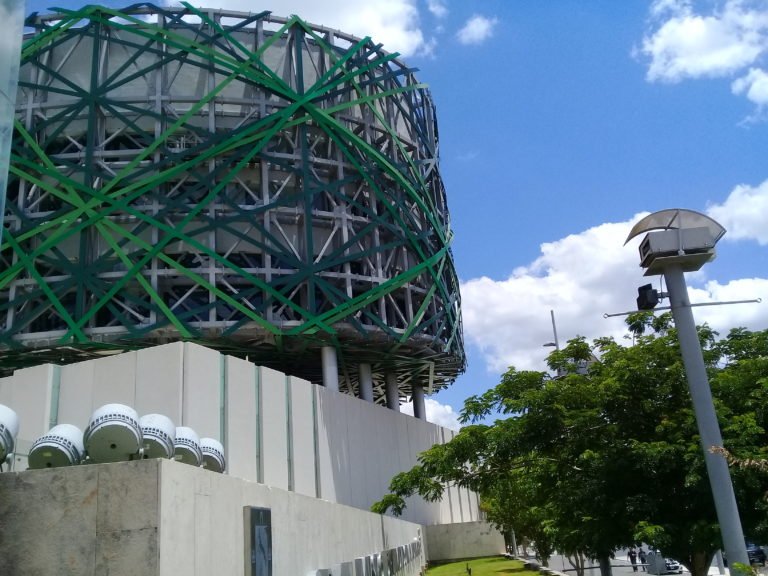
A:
[732, 67, 768, 107]
[707, 178, 768, 244]
[687, 277, 768, 329]
[400, 398, 461, 430]
[427, 0, 448, 19]
[460, 211, 768, 374]
[456, 14, 498, 46]
[461, 217, 645, 373]
[641, 0, 768, 83]
[167, 0, 429, 57]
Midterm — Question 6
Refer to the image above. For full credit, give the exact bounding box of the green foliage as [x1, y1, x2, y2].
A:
[373, 321, 768, 576]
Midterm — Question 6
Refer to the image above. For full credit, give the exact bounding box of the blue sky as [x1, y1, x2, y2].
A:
[24, 0, 768, 428]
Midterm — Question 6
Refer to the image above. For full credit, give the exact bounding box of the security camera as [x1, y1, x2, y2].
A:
[174, 426, 202, 466]
[28, 424, 84, 469]
[200, 437, 226, 473]
[84, 404, 143, 463]
[139, 414, 176, 459]
[0, 404, 19, 463]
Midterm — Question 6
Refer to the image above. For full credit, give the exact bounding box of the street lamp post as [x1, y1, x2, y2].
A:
[625, 209, 749, 571]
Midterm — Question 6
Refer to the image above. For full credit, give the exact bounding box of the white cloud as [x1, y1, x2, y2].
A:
[732, 67, 768, 106]
[166, 0, 429, 57]
[456, 14, 498, 46]
[641, 0, 768, 83]
[427, 0, 448, 19]
[461, 213, 768, 374]
[650, 0, 693, 18]
[400, 398, 461, 430]
[707, 178, 768, 244]
[461, 217, 644, 373]
[687, 277, 768, 329]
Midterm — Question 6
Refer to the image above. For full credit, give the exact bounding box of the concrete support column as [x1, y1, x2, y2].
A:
[384, 373, 399, 411]
[358, 363, 374, 402]
[320, 346, 339, 392]
[411, 385, 425, 420]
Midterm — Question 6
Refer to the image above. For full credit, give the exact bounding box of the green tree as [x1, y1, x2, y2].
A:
[373, 316, 768, 576]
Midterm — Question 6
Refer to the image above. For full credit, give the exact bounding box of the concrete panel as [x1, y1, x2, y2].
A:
[358, 400, 385, 512]
[438, 428, 453, 524]
[92, 351, 137, 409]
[135, 343, 183, 424]
[373, 402, 399, 509]
[459, 485, 472, 523]
[159, 458, 197, 575]
[182, 343, 221, 440]
[345, 393, 371, 509]
[96, 460, 159, 533]
[194, 493, 212, 575]
[0, 375, 12, 404]
[225, 356, 258, 482]
[314, 385, 355, 503]
[289, 376, 315, 497]
[260, 366, 288, 490]
[58, 359, 95, 430]
[95, 526, 158, 576]
[425, 521, 505, 562]
[313, 385, 333, 501]
[0, 465, 99, 575]
[7, 365, 55, 454]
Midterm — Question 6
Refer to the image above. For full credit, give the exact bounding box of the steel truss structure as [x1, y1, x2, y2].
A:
[2, 3, 464, 398]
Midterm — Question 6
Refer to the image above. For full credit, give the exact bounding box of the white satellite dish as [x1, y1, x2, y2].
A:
[200, 437, 226, 473]
[139, 414, 176, 459]
[84, 404, 143, 463]
[174, 426, 202, 466]
[28, 424, 84, 469]
[0, 404, 19, 463]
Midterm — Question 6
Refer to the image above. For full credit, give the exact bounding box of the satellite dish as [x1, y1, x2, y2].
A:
[0, 404, 19, 462]
[28, 424, 84, 469]
[84, 404, 143, 463]
[139, 414, 176, 459]
[200, 438, 226, 473]
[174, 426, 202, 466]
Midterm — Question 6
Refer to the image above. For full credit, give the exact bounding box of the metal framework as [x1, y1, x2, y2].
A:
[2, 3, 465, 399]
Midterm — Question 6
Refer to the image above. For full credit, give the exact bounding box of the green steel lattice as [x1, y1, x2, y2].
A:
[1, 3, 465, 396]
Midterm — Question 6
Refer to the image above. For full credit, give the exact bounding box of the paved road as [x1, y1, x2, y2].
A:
[544, 553, 744, 576]
[546, 553, 691, 576]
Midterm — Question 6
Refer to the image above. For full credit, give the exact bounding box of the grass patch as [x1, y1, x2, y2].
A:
[427, 556, 540, 575]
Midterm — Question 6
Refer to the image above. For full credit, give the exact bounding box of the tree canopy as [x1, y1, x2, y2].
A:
[373, 314, 768, 576]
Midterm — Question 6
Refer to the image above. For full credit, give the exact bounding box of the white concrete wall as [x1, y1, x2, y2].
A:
[0, 364, 56, 470]
[289, 375, 316, 497]
[225, 355, 259, 481]
[159, 459, 426, 575]
[0, 459, 427, 576]
[260, 366, 289, 490]
[0, 343, 478, 525]
[425, 521, 506, 561]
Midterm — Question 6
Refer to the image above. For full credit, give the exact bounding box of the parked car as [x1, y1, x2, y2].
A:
[747, 543, 767, 566]
[723, 542, 767, 567]
[663, 559, 683, 574]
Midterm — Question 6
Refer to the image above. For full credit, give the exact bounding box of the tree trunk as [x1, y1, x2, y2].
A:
[688, 551, 713, 576]
[598, 555, 614, 576]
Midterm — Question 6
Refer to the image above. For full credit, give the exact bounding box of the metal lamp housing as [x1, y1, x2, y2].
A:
[639, 227, 717, 276]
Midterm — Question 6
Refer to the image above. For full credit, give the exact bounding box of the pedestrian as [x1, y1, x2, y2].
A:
[638, 548, 647, 572]
[629, 548, 638, 572]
